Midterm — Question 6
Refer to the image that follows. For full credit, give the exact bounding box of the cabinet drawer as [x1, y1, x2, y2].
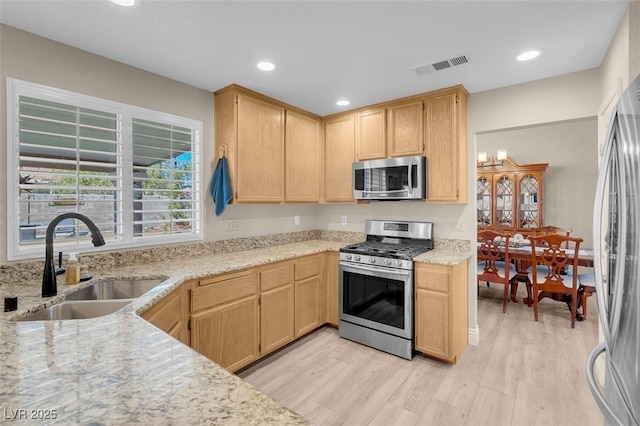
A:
[416, 264, 451, 292]
[260, 262, 294, 292]
[295, 255, 320, 280]
[192, 270, 257, 312]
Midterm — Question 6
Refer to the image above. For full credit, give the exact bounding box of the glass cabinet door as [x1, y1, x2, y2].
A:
[495, 175, 514, 227]
[477, 176, 491, 226]
[519, 174, 540, 228]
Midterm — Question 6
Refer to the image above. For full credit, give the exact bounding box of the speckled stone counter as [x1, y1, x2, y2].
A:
[414, 238, 472, 266]
[0, 238, 470, 425]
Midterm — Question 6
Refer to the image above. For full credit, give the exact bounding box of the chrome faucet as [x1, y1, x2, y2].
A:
[42, 213, 105, 297]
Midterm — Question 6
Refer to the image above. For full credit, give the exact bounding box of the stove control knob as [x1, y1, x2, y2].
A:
[368, 257, 376, 263]
[384, 259, 391, 265]
[354, 255, 361, 261]
[395, 260, 403, 267]
[344, 254, 352, 260]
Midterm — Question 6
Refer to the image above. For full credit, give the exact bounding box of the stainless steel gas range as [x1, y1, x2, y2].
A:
[338, 219, 434, 359]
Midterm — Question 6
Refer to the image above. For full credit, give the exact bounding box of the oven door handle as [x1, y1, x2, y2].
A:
[340, 261, 412, 279]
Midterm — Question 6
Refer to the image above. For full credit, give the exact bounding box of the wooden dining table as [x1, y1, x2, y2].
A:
[477, 242, 595, 319]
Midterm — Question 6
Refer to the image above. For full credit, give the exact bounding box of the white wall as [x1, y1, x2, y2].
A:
[212, 204, 320, 240]
[631, 2, 640, 81]
[600, 6, 630, 100]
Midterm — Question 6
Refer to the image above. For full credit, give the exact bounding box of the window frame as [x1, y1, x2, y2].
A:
[6, 78, 204, 261]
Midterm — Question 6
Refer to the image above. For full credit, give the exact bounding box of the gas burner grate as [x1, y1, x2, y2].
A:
[341, 241, 431, 260]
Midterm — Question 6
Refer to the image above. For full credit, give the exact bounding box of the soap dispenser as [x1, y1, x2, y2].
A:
[65, 252, 80, 285]
[79, 255, 92, 281]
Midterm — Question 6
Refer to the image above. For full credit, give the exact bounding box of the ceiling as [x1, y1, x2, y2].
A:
[0, 0, 631, 116]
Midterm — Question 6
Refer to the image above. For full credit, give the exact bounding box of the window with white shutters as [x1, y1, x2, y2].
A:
[6, 78, 203, 260]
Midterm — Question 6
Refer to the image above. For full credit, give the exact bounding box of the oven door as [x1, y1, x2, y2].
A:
[339, 261, 413, 339]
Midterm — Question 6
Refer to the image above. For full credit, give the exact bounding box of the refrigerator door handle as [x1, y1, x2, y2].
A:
[587, 343, 624, 426]
[593, 111, 617, 344]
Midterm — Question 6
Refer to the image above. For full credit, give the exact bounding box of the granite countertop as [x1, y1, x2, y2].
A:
[0, 239, 471, 425]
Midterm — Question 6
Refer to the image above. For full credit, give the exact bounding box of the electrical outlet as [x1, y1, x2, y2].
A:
[294, 215, 300, 226]
[225, 220, 238, 231]
[453, 219, 463, 231]
[341, 216, 347, 225]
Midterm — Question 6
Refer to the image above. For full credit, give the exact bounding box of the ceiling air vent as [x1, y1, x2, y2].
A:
[412, 55, 469, 75]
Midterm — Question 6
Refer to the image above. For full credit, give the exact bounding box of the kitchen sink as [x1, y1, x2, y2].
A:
[15, 300, 131, 321]
[65, 279, 165, 301]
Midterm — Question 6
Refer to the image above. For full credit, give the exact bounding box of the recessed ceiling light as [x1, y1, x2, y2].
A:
[257, 62, 276, 71]
[517, 50, 541, 61]
[110, 0, 136, 6]
[336, 100, 350, 106]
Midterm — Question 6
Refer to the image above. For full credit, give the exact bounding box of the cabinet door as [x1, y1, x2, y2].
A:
[325, 252, 339, 327]
[141, 289, 181, 335]
[477, 175, 492, 226]
[324, 114, 355, 202]
[494, 173, 515, 227]
[518, 173, 542, 228]
[356, 108, 386, 160]
[415, 261, 467, 364]
[415, 289, 450, 358]
[191, 296, 259, 372]
[237, 93, 285, 202]
[387, 100, 423, 157]
[295, 275, 321, 337]
[424, 91, 466, 203]
[286, 110, 321, 202]
[261, 284, 295, 356]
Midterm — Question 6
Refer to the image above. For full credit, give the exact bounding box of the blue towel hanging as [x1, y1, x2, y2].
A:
[210, 152, 233, 217]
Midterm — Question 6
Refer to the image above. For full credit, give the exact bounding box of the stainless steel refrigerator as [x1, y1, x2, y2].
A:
[588, 74, 640, 426]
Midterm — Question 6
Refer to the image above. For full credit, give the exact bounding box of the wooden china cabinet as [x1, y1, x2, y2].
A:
[476, 157, 548, 229]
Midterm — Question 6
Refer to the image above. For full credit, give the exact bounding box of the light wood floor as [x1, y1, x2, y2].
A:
[238, 284, 603, 426]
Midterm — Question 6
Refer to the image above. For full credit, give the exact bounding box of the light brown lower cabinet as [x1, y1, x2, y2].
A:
[325, 251, 339, 327]
[186, 254, 325, 372]
[140, 288, 188, 345]
[294, 255, 323, 337]
[190, 269, 260, 372]
[145, 250, 468, 370]
[414, 260, 468, 364]
[259, 261, 295, 356]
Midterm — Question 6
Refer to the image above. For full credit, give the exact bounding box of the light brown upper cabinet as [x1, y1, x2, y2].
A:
[216, 83, 468, 206]
[285, 110, 321, 202]
[424, 86, 469, 204]
[214, 86, 285, 203]
[387, 99, 424, 157]
[324, 114, 355, 202]
[236, 93, 285, 202]
[356, 108, 386, 160]
[215, 85, 322, 204]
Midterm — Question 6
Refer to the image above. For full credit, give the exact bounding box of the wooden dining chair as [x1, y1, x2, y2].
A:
[530, 226, 573, 248]
[477, 229, 517, 313]
[577, 273, 596, 320]
[527, 233, 584, 328]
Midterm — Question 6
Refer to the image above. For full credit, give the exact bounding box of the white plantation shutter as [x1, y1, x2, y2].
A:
[7, 79, 202, 260]
[132, 118, 199, 238]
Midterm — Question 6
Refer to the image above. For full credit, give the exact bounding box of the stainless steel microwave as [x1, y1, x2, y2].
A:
[352, 155, 426, 200]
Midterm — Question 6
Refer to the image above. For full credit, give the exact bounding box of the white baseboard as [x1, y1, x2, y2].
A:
[468, 326, 480, 346]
